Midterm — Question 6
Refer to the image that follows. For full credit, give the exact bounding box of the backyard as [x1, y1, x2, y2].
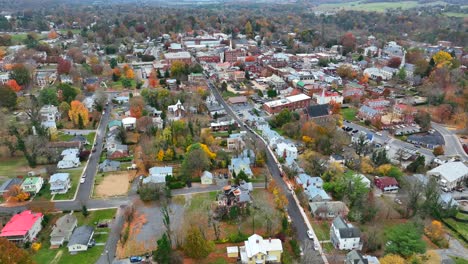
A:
[32, 209, 117, 264]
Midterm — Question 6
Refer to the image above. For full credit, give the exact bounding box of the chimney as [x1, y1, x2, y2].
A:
[269, 237, 272, 243]
[256, 239, 259, 244]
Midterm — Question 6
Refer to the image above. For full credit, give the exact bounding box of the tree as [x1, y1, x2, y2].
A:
[0, 85, 17, 109]
[157, 149, 165, 161]
[6, 185, 30, 202]
[404, 179, 424, 217]
[39, 87, 58, 106]
[407, 155, 425, 173]
[94, 89, 107, 112]
[125, 68, 135, 79]
[48, 30, 58, 39]
[69, 100, 89, 127]
[341, 32, 356, 54]
[129, 96, 144, 118]
[170, 61, 187, 80]
[82, 205, 89, 217]
[10, 64, 31, 86]
[397, 68, 407, 80]
[58, 83, 79, 103]
[6, 79, 21, 92]
[0, 237, 34, 264]
[385, 222, 426, 257]
[221, 81, 227, 92]
[139, 183, 162, 201]
[58, 102, 70, 117]
[432, 51, 452, 66]
[269, 109, 292, 128]
[0, 47, 6, 60]
[182, 148, 210, 181]
[329, 101, 341, 114]
[245, 21, 253, 37]
[154, 234, 172, 264]
[122, 78, 132, 88]
[379, 254, 405, 264]
[387, 57, 402, 68]
[433, 146, 444, 156]
[57, 58, 72, 75]
[415, 111, 431, 131]
[372, 149, 389, 166]
[336, 64, 355, 79]
[183, 227, 214, 259]
[110, 58, 118, 69]
[267, 89, 277, 98]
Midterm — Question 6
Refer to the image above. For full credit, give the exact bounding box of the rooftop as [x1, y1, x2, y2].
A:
[0, 210, 43, 237]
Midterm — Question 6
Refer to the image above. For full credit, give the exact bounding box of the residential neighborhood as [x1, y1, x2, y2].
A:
[0, 1, 467, 264]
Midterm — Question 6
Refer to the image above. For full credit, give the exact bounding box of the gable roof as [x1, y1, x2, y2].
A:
[0, 178, 23, 193]
[0, 210, 43, 237]
[244, 234, 282, 258]
[68, 225, 94, 246]
[50, 214, 77, 238]
[374, 176, 398, 187]
[333, 216, 361, 239]
[307, 104, 330, 118]
[346, 250, 368, 264]
[50, 173, 70, 183]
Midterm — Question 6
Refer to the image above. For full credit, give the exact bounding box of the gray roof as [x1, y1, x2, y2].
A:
[68, 225, 94, 246]
[50, 173, 70, 183]
[50, 214, 77, 238]
[345, 250, 368, 264]
[333, 216, 361, 239]
[0, 178, 23, 192]
[428, 162, 468, 183]
[307, 104, 330, 118]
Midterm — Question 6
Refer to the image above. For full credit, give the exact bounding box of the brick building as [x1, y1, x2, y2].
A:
[263, 94, 311, 115]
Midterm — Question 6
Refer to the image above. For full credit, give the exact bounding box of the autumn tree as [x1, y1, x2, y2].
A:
[336, 64, 355, 79]
[6, 185, 30, 202]
[433, 146, 444, 156]
[57, 58, 72, 75]
[129, 96, 144, 118]
[170, 61, 187, 80]
[68, 100, 89, 127]
[432, 51, 452, 66]
[6, 79, 21, 92]
[125, 68, 135, 79]
[48, 30, 58, 39]
[10, 64, 31, 86]
[183, 227, 214, 259]
[0, 47, 6, 60]
[329, 100, 341, 114]
[379, 254, 405, 264]
[245, 21, 253, 38]
[387, 57, 402, 68]
[182, 148, 210, 182]
[0, 237, 34, 264]
[341, 32, 356, 54]
[0, 85, 17, 109]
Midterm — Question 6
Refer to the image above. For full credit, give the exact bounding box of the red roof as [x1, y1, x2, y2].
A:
[374, 176, 398, 187]
[0, 210, 43, 237]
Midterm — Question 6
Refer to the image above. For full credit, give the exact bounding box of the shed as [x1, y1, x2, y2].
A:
[201, 171, 213, 185]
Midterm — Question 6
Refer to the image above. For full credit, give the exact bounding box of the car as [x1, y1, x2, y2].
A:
[441, 187, 450, 192]
[92, 147, 97, 153]
[129, 256, 143, 263]
[376, 132, 382, 136]
[314, 241, 319, 250]
[307, 230, 314, 240]
[287, 215, 292, 223]
[455, 186, 465, 192]
[80, 177, 85, 184]
[394, 198, 402, 205]
[352, 129, 358, 133]
[299, 246, 304, 256]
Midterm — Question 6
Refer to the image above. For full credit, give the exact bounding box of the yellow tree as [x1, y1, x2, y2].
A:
[0, 47, 6, 60]
[68, 100, 89, 127]
[425, 220, 444, 242]
[432, 51, 452, 66]
[6, 185, 30, 202]
[360, 157, 374, 174]
[376, 164, 392, 176]
[379, 254, 405, 264]
[157, 149, 165, 161]
[125, 68, 135, 79]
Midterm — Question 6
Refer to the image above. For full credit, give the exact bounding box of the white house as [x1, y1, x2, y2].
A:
[427, 161, 468, 190]
[313, 89, 343, 105]
[354, 173, 371, 188]
[167, 100, 185, 120]
[20, 177, 44, 194]
[201, 171, 214, 185]
[275, 142, 298, 161]
[0, 210, 43, 243]
[68, 226, 94, 253]
[61, 148, 80, 157]
[144, 166, 173, 184]
[49, 173, 71, 194]
[39, 105, 60, 129]
[122, 117, 137, 130]
[330, 216, 362, 251]
[57, 155, 80, 169]
[50, 214, 77, 247]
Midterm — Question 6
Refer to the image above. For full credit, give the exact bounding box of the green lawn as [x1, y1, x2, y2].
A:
[32, 209, 116, 264]
[310, 221, 330, 241]
[317, 1, 447, 12]
[455, 212, 468, 221]
[85, 132, 96, 150]
[221, 91, 238, 98]
[53, 168, 83, 200]
[444, 12, 468, 18]
[10, 33, 27, 44]
[34, 182, 54, 201]
[451, 256, 468, 264]
[57, 132, 74, 142]
[341, 108, 358, 121]
[110, 79, 136, 90]
[443, 218, 468, 240]
[0, 157, 29, 178]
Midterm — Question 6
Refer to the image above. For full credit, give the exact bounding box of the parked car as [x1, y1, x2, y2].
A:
[307, 230, 314, 240]
[455, 186, 465, 192]
[130, 256, 143, 263]
[80, 178, 85, 184]
[314, 242, 319, 250]
[287, 215, 292, 223]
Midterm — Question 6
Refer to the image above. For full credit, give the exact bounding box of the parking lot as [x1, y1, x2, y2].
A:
[393, 123, 421, 136]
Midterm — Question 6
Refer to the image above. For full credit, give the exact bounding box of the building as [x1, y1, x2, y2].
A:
[49, 173, 71, 194]
[263, 94, 311, 115]
[201, 171, 214, 185]
[21, 177, 44, 194]
[330, 154, 345, 165]
[309, 201, 349, 219]
[275, 142, 298, 161]
[313, 89, 343, 105]
[188, 73, 205, 83]
[0, 210, 43, 244]
[210, 119, 236, 132]
[354, 174, 371, 188]
[358, 105, 381, 121]
[144, 166, 173, 184]
[167, 100, 185, 120]
[307, 104, 333, 124]
[345, 250, 380, 264]
[122, 117, 137, 130]
[228, 96, 248, 105]
[50, 214, 78, 247]
[227, 133, 246, 151]
[0, 178, 23, 195]
[164, 52, 192, 65]
[330, 216, 362, 251]
[98, 160, 121, 173]
[427, 162, 468, 190]
[239, 234, 283, 264]
[39, 105, 60, 129]
[225, 49, 246, 63]
[68, 225, 94, 253]
[229, 157, 254, 178]
[374, 176, 399, 192]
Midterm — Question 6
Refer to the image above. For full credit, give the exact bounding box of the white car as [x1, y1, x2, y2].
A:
[314, 242, 319, 250]
[287, 215, 292, 223]
[307, 230, 314, 240]
[80, 177, 86, 184]
[376, 132, 382, 136]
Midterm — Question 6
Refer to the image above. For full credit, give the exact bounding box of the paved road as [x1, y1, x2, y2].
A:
[432, 122, 468, 161]
[208, 81, 324, 263]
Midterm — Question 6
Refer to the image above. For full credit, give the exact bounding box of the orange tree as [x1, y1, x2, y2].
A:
[68, 100, 89, 128]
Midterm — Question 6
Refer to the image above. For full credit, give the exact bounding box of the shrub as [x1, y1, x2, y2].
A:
[289, 239, 301, 258]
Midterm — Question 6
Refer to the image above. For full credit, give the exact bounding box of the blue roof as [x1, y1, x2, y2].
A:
[149, 166, 173, 176]
[50, 173, 70, 183]
[108, 120, 122, 129]
[306, 186, 330, 200]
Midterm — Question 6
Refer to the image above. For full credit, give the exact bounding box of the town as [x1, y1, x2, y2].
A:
[0, 1, 467, 264]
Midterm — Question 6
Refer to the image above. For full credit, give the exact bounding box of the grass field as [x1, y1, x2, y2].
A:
[32, 209, 117, 264]
[341, 107, 358, 121]
[444, 12, 468, 18]
[53, 168, 83, 200]
[443, 218, 468, 240]
[451, 256, 468, 264]
[316, 1, 448, 12]
[0, 157, 29, 178]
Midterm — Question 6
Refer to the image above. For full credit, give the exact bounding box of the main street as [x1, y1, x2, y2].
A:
[207, 81, 324, 263]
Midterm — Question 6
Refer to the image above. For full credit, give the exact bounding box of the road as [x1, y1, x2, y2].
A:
[431, 122, 468, 160]
[208, 81, 324, 263]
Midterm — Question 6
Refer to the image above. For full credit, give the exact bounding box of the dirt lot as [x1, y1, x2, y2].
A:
[94, 171, 130, 197]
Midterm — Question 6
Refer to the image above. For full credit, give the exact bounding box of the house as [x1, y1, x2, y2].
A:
[309, 201, 349, 219]
[82, 97, 94, 112]
[49, 173, 71, 194]
[201, 171, 214, 185]
[345, 250, 380, 264]
[228, 96, 248, 105]
[229, 157, 254, 178]
[239, 234, 283, 264]
[98, 160, 121, 173]
[263, 94, 311, 115]
[374, 176, 399, 192]
[358, 105, 381, 121]
[313, 89, 343, 105]
[21, 177, 44, 194]
[164, 51, 192, 65]
[296, 173, 323, 189]
[144, 166, 173, 184]
[68, 225, 94, 253]
[275, 142, 298, 161]
[330, 216, 362, 250]
[330, 154, 345, 165]
[167, 100, 185, 120]
[50, 214, 78, 247]
[227, 133, 246, 151]
[306, 186, 331, 202]
[0, 210, 43, 243]
[70, 135, 88, 146]
[39, 105, 60, 129]
[0, 178, 23, 195]
[427, 162, 468, 190]
[122, 117, 137, 130]
[354, 173, 371, 188]
[57, 155, 81, 169]
[439, 193, 459, 209]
